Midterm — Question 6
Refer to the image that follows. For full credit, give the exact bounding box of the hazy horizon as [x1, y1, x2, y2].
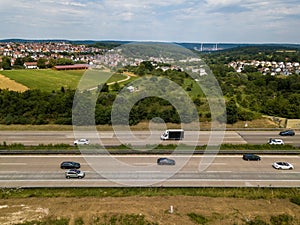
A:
[0, 1, 299, 44]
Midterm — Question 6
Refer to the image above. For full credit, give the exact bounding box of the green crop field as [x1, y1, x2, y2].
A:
[0, 69, 128, 92]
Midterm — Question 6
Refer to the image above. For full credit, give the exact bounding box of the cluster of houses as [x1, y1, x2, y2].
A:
[0, 41, 106, 70]
[229, 60, 300, 76]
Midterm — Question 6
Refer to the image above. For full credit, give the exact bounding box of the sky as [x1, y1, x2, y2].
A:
[0, 0, 299, 43]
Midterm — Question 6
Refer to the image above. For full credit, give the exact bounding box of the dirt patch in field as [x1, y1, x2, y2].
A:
[0, 196, 299, 225]
[0, 74, 29, 92]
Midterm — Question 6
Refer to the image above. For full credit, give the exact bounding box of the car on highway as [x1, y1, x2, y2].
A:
[60, 161, 80, 169]
[65, 169, 85, 179]
[279, 130, 295, 136]
[272, 162, 294, 170]
[157, 157, 176, 165]
[268, 138, 284, 145]
[243, 153, 261, 161]
[74, 138, 90, 145]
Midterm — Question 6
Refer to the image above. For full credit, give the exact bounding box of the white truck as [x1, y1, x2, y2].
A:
[160, 129, 184, 140]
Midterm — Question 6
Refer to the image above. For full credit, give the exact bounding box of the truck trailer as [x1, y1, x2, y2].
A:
[160, 129, 184, 140]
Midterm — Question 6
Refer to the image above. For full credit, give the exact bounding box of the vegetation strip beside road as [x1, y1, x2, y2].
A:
[0, 143, 300, 154]
[1, 187, 299, 201]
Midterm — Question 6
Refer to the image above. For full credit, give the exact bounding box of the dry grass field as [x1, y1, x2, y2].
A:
[286, 119, 300, 129]
[0, 196, 299, 225]
[0, 74, 29, 92]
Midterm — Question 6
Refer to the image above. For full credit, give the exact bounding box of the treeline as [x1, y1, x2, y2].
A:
[0, 89, 190, 125]
[209, 63, 300, 123]
[0, 89, 74, 125]
[203, 45, 300, 64]
[0, 56, 82, 70]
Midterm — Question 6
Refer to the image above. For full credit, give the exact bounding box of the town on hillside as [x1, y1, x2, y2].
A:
[1, 41, 300, 78]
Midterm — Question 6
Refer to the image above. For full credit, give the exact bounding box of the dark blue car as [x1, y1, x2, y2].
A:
[279, 130, 295, 136]
[157, 158, 176, 165]
[60, 161, 80, 169]
[243, 154, 261, 161]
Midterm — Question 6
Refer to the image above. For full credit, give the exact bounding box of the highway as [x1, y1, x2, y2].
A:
[0, 154, 299, 187]
[0, 130, 299, 146]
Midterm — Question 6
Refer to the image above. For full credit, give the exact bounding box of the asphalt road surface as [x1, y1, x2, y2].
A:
[0, 130, 298, 146]
[0, 154, 299, 187]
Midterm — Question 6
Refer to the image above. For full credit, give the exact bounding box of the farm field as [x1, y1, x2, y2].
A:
[0, 69, 128, 92]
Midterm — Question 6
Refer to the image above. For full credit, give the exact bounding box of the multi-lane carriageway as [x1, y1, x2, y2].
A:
[0, 154, 299, 187]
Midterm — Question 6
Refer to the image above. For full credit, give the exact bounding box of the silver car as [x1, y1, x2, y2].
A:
[272, 162, 294, 170]
[268, 138, 284, 145]
[65, 169, 85, 178]
[74, 139, 90, 145]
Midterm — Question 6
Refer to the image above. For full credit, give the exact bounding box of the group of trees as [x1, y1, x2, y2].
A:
[205, 46, 300, 122]
[203, 45, 300, 64]
[0, 56, 77, 70]
[0, 88, 191, 126]
[0, 89, 74, 125]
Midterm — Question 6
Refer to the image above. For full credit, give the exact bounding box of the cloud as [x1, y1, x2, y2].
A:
[205, 0, 242, 7]
[0, 0, 299, 43]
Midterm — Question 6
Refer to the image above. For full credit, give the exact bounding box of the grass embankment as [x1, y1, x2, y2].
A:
[1, 187, 299, 200]
[0, 117, 281, 131]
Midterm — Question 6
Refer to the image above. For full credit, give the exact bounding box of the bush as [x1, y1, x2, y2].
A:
[15, 217, 69, 225]
[187, 213, 209, 225]
[74, 217, 84, 225]
[290, 195, 300, 206]
[94, 214, 158, 225]
[270, 214, 294, 225]
[245, 217, 269, 225]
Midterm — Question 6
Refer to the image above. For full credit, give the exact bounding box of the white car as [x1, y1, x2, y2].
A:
[74, 138, 90, 145]
[268, 138, 284, 145]
[65, 169, 85, 178]
[272, 162, 294, 170]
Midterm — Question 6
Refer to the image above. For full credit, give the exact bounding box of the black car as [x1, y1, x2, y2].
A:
[279, 130, 295, 136]
[157, 157, 175, 165]
[60, 161, 80, 169]
[243, 154, 261, 161]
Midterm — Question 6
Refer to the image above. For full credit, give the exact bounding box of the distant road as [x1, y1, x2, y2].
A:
[0, 154, 299, 187]
[0, 130, 298, 146]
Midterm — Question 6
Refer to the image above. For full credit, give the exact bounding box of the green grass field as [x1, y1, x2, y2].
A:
[0, 69, 128, 92]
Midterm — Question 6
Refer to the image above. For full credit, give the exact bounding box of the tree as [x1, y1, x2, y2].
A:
[242, 65, 258, 73]
[13, 57, 25, 69]
[48, 58, 57, 68]
[136, 63, 146, 76]
[111, 82, 120, 92]
[1, 57, 12, 70]
[98, 83, 109, 92]
[226, 99, 238, 124]
[37, 58, 47, 69]
[56, 58, 74, 65]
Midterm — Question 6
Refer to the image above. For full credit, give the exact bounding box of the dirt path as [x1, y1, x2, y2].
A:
[0, 196, 299, 224]
[107, 72, 137, 86]
[0, 73, 29, 92]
